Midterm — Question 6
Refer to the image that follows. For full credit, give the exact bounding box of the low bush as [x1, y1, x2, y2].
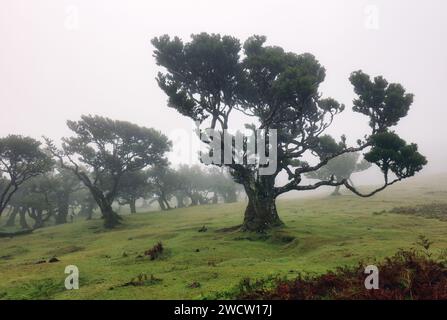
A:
[225, 247, 447, 300]
[144, 242, 164, 260]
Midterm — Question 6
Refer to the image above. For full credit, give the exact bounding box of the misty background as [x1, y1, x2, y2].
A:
[1, 0, 446, 189]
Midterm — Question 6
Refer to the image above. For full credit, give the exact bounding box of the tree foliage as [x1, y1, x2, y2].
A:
[0, 135, 52, 216]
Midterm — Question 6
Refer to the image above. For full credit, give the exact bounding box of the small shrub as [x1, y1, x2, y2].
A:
[144, 242, 164, 260]
[415, 235, 434, 257]
[224, 247, 447, 300]
[188, 281, 201, 289]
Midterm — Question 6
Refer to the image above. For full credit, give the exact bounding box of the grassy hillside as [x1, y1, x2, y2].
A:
[1, 174, 447, 299]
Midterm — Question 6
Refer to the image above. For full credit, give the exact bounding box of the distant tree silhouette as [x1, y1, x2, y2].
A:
[305, 137, 371, 195]
[46, 115, 171, 228]
[0, 135, 52, 217]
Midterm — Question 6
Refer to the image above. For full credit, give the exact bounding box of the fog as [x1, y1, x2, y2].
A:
[1, 0, 446, 183]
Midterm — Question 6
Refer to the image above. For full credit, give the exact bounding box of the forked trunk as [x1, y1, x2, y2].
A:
[88, 186, 121, 228]
[32, 208, 44, 229]
[164, 199, 172, 210]
[158, 198, 167, 211]
[157, 193, 171, 211]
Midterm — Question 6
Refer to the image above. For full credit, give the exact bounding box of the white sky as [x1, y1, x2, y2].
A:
[1, 0, 446, 177]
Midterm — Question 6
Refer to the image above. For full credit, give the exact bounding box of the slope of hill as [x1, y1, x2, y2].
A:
[0, 174, 447, 299]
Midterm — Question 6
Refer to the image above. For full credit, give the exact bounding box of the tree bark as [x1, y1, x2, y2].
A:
[241, 179, 283, 232]
[157, 192, 171, 210]
[163, 198, 172, 210]
[198, 194, 208, 205]
[129, 198, 137, 214]
[19, 207, 30, 229]
[158, 198, 166, 211]
[212, 193, 218, 204]
[5, 206, 18, 227]
[175, 194, 185, 208]
[101, 203, 121, 228]
[224, 190, 237, 203]
[31, 208, 44, 229]
[190, 193, 199, 206]
[87, 185, 121, 228]
[85, 205, 93, 220]
[55, 193, 70, 224]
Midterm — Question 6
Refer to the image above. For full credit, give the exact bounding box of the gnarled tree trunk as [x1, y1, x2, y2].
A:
[30, 208, 44, 229]
[19, 207, 30, 229]
[223, 190, 237, 203]
[189, 193, 199, 206]
[6, 206, 19, 227]
[158, 198, 166, 210]
[175, 194, 185, 208]
[241, 177, 283, 232]
[87, 185, 121, 228]
[85, 206, 94, 220]
[129, 198, 137, 214]
[101, 203, 121, 228]
[55, 193, 70, 224]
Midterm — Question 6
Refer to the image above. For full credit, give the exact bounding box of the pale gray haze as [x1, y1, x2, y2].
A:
[1, 0, 446, 184]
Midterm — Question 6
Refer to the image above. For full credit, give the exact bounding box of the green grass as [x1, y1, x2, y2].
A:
[1, 174, 447, 299]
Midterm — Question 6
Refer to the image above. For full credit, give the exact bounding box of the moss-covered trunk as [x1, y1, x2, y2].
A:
[88, 185, 121, 228]
[5, 206, 19, 227]
[55, 193, 70, 224]
[101, 203, 121, 228]
[19, 207, 30, 229]
[129, 198, 137, 214]
[241, 177, 283, 232]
